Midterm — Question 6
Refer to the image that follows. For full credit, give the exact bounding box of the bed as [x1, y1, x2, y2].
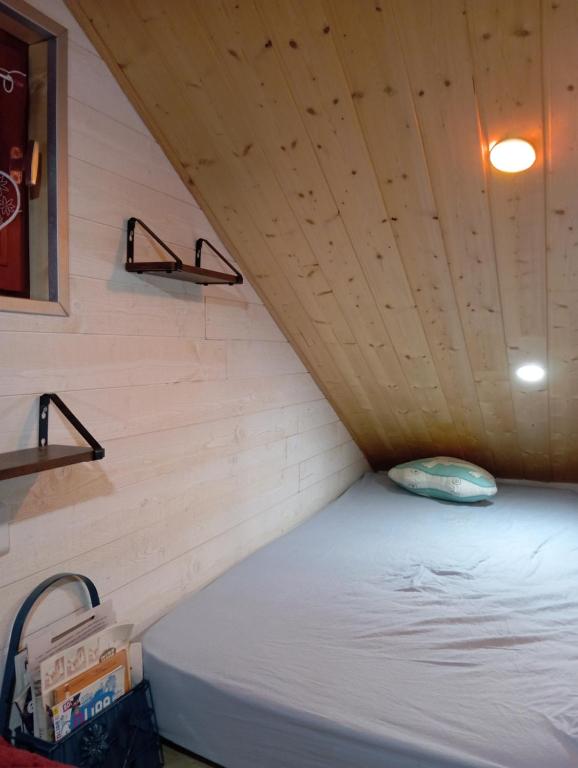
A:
[142, 472, 578, 768]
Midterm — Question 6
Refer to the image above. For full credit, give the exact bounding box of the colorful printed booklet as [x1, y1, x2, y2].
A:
[40, 623, 132, 695]
[51, 665, 126, 741]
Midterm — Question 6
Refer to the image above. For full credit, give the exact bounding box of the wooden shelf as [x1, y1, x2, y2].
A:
[125, 218, 243, 287]
[0, 394, 105, 482]
[0, 445, 94, 481]
[126, 261, 241, 285]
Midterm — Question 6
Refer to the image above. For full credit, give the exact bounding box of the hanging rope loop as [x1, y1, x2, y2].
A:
[0, 68, 26, 94]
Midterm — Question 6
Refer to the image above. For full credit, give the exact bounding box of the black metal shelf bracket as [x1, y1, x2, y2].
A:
[126, 217, 243, 286]
[39, 393, 105, 460]
[194, 237, 240, 276]
[126, 217, 183, 268]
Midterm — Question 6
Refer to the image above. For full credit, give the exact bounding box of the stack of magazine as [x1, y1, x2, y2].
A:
[10, 600, 142, 742]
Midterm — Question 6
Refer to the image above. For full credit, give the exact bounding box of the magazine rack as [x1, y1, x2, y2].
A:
[0, 573, 164, 767]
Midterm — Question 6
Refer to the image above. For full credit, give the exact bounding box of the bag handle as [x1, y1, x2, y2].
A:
[0, 572, 100, 740]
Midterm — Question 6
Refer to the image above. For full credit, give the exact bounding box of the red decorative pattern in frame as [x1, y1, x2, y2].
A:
[0, 27, 29, 297]
[0, 170, 20, 231]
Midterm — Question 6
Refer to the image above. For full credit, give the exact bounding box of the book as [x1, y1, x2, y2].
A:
[51, 664, 125, 741]
[129, 642, 143, 687]
[52, 648, 130, 706]
[41, 622, 131, 696]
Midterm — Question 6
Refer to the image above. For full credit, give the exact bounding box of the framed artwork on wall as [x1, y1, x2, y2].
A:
[0, 0, 68, 315]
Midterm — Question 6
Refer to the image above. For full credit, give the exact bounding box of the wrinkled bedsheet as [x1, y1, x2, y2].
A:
[143, 473, 578, 767]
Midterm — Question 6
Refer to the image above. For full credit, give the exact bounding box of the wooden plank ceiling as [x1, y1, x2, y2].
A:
[67, 0, 578, 481]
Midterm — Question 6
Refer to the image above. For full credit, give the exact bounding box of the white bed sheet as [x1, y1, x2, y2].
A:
[143, 473, 578, 767]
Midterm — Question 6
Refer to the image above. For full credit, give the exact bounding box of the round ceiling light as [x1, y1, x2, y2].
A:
[489, 138, 536, 173]
[515, 363, 545, 383]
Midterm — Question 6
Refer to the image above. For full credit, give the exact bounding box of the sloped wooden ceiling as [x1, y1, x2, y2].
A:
[67, 0, 578, 481]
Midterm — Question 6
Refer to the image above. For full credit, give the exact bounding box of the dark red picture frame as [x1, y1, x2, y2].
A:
[0, 26, 29, 297]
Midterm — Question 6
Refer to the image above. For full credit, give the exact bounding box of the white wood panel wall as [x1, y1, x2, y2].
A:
[0, 0, 368, 654]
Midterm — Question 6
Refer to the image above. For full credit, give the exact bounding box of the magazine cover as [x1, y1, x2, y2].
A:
[51, 665, 125, 742]
[41, 622, 131, 696]
[52, 649, 130, 706]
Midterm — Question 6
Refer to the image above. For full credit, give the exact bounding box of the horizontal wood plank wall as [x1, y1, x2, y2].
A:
[0, 0, 368, 651]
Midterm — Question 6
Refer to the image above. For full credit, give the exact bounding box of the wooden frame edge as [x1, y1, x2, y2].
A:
[0, 0, 69, 316]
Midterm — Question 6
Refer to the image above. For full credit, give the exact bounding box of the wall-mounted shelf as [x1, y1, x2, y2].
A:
[0, 394, 105, 481]
[125, 217, 243, 286]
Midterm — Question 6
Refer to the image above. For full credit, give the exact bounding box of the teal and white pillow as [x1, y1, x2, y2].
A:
[388, 457, 497, 503]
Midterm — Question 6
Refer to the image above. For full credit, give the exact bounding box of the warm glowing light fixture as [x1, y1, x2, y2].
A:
[489, 138, 536, 173]
[516, 363, 545, 383]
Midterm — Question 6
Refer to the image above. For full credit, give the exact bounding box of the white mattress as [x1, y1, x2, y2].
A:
[143, 473, 578, 767]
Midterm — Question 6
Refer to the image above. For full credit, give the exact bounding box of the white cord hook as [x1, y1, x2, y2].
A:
[0, 69, 26, 94]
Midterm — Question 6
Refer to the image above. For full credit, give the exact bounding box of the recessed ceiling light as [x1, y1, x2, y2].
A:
[516, 363, 545, 383]
[489, 138, 536, 173]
